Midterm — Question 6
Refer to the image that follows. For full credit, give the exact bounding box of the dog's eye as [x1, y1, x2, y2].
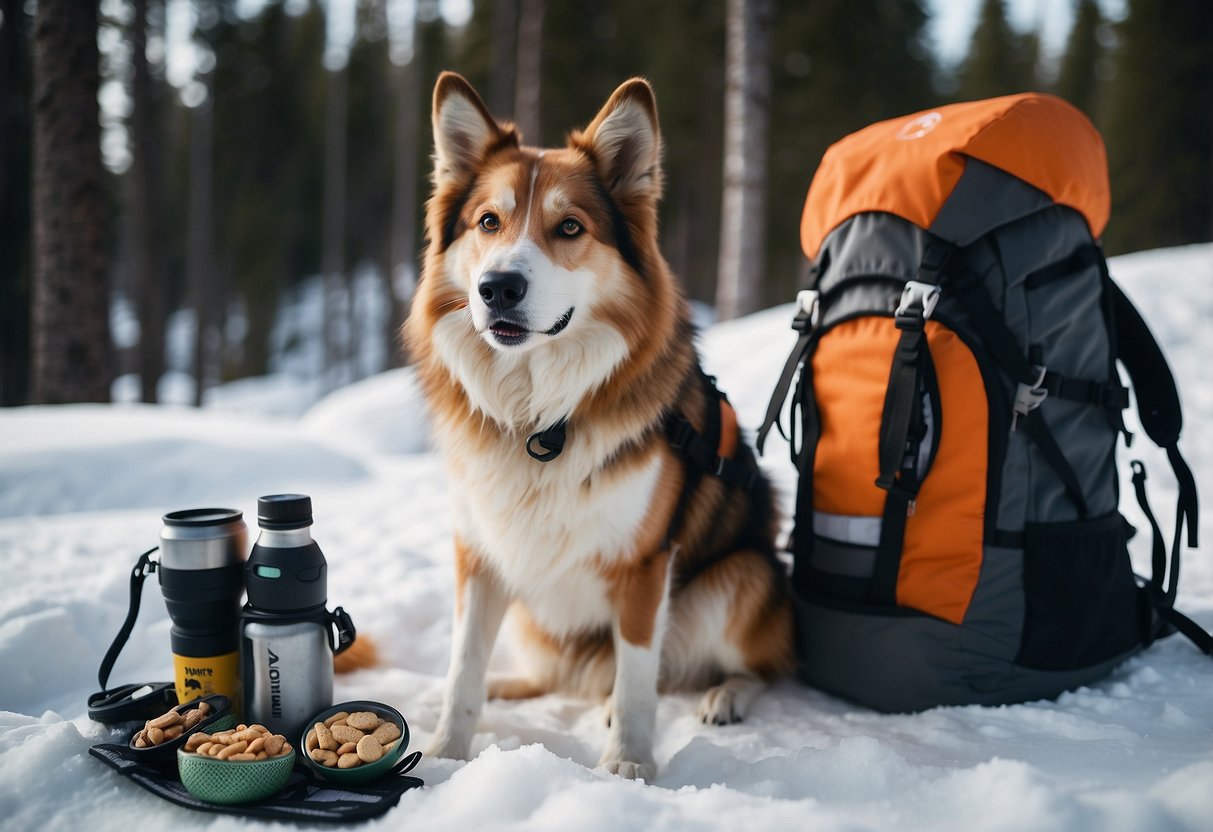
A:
[479, 213, 500, 233]
[558, 219, 583, 238]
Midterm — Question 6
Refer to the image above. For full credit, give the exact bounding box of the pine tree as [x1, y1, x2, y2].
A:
[956, 0, 1036, 101]
[1054, 0, 1105, 120]
[1102, 0, 1213, 254]
[30, 0, 112, 403]
[129, 0, 167, 402]
[767, 0, 937, 302]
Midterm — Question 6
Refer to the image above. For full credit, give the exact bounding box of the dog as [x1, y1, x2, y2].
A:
[406, 71, 792, 781]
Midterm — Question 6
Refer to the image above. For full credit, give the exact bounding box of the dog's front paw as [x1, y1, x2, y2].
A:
[424, 730, 472, 761]
[600, 756, 657, 782]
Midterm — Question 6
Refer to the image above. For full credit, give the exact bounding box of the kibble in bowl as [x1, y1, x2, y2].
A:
[126, 694, 235, 762]
[299, 701, 414, 785]
[177, 723, 296, 805]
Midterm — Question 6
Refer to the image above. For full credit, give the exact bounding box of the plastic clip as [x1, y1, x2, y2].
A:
[895, 281, 941, 323]
[1011, 365, 1049, 430]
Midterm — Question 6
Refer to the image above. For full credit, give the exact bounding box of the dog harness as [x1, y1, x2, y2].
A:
[525, 369, 758, 550]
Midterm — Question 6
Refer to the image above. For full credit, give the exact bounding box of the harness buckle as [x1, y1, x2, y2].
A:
[1011, 365, 1049, 431]
[896, 281, 941, 323]
[793, 290, 820, 332]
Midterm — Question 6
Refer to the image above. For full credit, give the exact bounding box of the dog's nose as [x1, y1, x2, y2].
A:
[478, 271, 528, 312]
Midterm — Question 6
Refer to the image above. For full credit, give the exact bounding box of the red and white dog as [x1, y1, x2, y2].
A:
[406, 72, 792, 780]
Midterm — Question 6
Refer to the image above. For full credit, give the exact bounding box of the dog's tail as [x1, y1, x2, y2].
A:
[334, 634, 379, 674]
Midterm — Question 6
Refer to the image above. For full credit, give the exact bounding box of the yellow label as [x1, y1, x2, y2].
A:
[173, 651, 240, 707]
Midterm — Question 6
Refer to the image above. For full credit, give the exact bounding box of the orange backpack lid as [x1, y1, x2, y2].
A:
[800, 93, 1110, 260]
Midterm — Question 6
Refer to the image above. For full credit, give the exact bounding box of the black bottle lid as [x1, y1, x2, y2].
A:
[257, 494, 312, 530]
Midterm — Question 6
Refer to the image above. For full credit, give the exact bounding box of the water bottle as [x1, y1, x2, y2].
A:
[159, 508, 248, 706]
[240, 494, 355, 737]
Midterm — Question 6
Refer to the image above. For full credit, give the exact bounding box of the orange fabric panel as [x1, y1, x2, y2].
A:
[898, 325, 988, 624]
[800, 93, 1110, 259]
[812, 317, 891, 517]
[812, 318, 988, 624]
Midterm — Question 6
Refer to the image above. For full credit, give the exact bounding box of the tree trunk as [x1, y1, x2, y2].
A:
[322, 63, 349, 387]
[0, 0, 33, 405]
[186, 82, 216, 407]
[715, 0, 772, 322]
[30, 0, 111, 403]
[488, 0, 517, 117]
[388, 21, 420, 367]
[129, 0, 166, 402]
[514, 0, 543, 144]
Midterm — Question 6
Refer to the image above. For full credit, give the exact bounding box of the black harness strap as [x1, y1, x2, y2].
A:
[663, 370, 758, 549]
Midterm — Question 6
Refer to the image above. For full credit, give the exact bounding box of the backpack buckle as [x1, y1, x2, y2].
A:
[895, 281, 941, 324]
[793, 290, 820, 331]
[1011, 365, 1049, 430]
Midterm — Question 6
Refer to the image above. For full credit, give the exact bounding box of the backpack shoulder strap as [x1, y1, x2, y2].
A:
[1106, 264, 1207, 654]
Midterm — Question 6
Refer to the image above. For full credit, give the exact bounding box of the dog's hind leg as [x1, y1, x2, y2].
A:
[426, 540, 511, 760]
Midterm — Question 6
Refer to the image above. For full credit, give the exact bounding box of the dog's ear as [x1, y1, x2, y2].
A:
[575, 79, 662, 202]
[432, 72, 514, 187]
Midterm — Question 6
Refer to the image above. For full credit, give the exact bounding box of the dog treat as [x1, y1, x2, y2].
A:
[305, 711, 401, 770]
[132, 700, 214, 748]
[181, 722, 293, 761]
[314, 721, 338, 751]
[355, 735, 383, 763]
[345, 711, 379, 731]
[329, 724, 363, 745]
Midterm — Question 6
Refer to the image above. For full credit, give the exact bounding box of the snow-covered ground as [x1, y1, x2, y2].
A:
[1, 244, 1211, 831]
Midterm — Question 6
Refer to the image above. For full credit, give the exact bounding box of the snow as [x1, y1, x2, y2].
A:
[2, 244, 1211, 831]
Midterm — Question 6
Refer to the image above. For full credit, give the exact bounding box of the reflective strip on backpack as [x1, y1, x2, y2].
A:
[814, 511, 882, 547]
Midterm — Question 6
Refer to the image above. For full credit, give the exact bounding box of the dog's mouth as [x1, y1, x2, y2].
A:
[486, 308, 575, 347]
[543, 308, 574, 336]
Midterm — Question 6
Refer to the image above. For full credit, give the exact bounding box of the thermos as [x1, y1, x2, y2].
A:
[158, 508, 248, 706]
[241, 494, 355, 737]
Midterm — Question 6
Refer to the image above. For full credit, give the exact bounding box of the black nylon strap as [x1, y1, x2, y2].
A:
[1155, 605, 1213, 655]
[1107, 274, 1197, 550]
[1042, 372, 1130, 410]
[950, 268, 1039, 386]
[870, 485, 913, 605]
[789, 350, 821, 588]
[1130, 461, 1168, 599]
[663, 371, 758, 549]
[96, 547, 159, 694]
[876, 324, 926, 490]
[1109, 279, 1182, 446]
[757, 327, 813, 455]
[1020, 409, 1090, 517]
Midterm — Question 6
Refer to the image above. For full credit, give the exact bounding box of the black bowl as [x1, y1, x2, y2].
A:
[125, 694, 234, 763]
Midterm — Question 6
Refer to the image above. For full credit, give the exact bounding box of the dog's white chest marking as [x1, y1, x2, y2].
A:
[455, 446, 664, 637]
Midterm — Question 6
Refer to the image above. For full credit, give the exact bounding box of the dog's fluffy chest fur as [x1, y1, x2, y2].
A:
[449, 429, 665, 637]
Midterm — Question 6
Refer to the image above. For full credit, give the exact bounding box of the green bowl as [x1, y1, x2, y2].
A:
[177, 744, 296, 805]
[299, 700, 414, 785]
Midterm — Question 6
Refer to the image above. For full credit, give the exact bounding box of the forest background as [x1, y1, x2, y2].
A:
[1, 0, 1210, 408]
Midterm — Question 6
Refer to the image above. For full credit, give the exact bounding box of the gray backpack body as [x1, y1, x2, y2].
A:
[760, 94, 1207, 712]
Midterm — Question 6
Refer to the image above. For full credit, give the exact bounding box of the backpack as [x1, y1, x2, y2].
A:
[758, 93, 1211, 712]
